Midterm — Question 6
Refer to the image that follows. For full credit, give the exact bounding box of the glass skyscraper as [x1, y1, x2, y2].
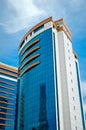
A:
[0, 62, 18, 130]
[17, 17, 85, 130]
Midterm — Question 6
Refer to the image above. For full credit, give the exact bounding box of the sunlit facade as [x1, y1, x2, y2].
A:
[17, 17, 85, 130]
[0, 62, 18, 130]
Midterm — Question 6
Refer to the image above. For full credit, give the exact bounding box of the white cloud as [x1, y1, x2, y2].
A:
[0, 0, 45, 33]
[0, 0, 86, 34]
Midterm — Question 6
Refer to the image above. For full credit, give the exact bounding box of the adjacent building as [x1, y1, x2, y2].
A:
[17, 17, 85, 130]
[0, 62, 18, 130]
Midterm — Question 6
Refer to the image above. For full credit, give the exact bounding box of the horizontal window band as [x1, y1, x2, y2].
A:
[19, 17, 52, 50]
[20, 53, 40, 70]
[0, 90, 15, 96]
[20, 39, 40, 56]
[20, 61, 40, 77]
[0, 117, 12, 121]
[0, 64, 18, 74]
[0, 68, 17, 76]
[0, 101, 14, 106]
[0, 96, 14, 100]
[0, 112, 13, 116]
[0, 81, 15, 86]
[0, 70, 17, 78]
[0, 85, 15, 91]
[0, 75, 17, 82]
[20, 46, 40, 63]
[0, 123, 11, 127]
[0, 106, 13, 110]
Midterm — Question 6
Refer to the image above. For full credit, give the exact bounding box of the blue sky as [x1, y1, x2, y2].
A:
[0, 0, 86, 112]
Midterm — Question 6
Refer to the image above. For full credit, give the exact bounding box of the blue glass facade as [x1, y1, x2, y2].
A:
[0, 64, 18, 130]
[75, 62, 85, 130]
[18, 28, 58, 130]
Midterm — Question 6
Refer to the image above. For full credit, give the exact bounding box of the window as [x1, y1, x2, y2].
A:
[67, 43, 69, 46]
[74, 106, 75, 110]
[30, 33, 32, 36]
[72, 88, 73, 91]
[69, 64, 71, 67]
[68, 49, 70, 53]
[71, 79, 73, 83]
[73, 97, 75, 101]
[34, 25, 44, 33]
[75, 126, 77, 130]
[70, 71, 72, 75]
[74, 116, 76, 120]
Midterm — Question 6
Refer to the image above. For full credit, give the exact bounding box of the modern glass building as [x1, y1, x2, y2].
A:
[0, 62, 18, 130]
[17, 17, 85, 130]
